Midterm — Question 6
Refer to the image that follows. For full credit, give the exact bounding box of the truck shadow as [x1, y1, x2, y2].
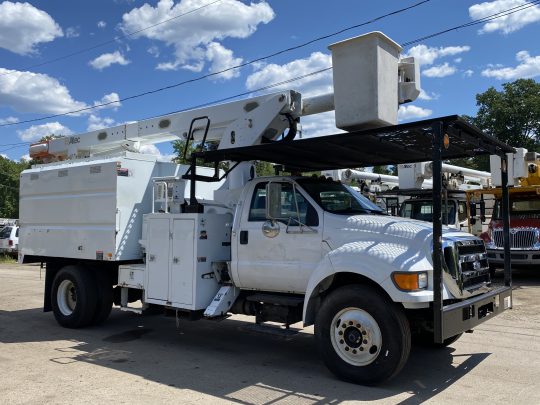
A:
[0, 307, 490, 404]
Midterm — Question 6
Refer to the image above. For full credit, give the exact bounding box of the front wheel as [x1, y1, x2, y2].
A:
[315, 285, 411, 385]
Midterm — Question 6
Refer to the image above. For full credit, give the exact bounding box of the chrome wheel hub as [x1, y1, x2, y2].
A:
[330, 307, 382, 366]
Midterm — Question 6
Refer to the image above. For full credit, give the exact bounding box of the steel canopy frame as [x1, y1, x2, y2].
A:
[194, 115, 515, 344]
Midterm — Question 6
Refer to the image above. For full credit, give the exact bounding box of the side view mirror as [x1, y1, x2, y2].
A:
[266, 182, 283, 220]
[469, 202, 477, 225]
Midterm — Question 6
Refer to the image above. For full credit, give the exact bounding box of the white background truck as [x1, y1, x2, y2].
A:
[19, 32, 514, 385]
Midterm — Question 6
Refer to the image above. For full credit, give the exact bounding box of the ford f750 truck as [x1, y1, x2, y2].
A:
[18, 32, 514, 385]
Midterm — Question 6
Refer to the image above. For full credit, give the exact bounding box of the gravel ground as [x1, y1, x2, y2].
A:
[0, 263, 539, 405]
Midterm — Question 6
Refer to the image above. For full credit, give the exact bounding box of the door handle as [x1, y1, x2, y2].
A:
[240, 230, 248, 245]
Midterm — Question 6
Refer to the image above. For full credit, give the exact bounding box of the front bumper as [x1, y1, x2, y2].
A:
[441, 286, 512, 340]
[487, 249, 540, 266]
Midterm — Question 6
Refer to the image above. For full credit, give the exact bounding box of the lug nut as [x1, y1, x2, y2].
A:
[356, 324, 361, 328]
[363, 339, 368, 344]
[345, 347, 350, 351]
[339, 339, 344, 344]
[360, 347, 364, 351]
[348, 321, 353, 325]
[338, 331, 343, 336]
[352, 349, 357, 354]
[362, 331, 367, 335]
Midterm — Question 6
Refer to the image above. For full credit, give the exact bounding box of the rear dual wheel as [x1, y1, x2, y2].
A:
[51, 265, 113, 328]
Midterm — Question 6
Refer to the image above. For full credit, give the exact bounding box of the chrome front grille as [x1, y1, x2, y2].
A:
[443, 239, 490, 292]
[456, 240, 490, 290]
[492, 228, 539, 249]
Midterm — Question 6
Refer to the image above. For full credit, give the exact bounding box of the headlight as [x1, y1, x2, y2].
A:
[391, 271, 428, 291]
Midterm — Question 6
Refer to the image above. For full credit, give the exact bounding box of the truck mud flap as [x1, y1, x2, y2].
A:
[441, 286, 512, 340]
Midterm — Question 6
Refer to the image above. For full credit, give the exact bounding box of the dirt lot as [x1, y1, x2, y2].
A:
[1, 263, 539, 405]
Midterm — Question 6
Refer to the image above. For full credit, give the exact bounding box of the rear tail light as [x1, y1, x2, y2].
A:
[9, 240, 13, 247]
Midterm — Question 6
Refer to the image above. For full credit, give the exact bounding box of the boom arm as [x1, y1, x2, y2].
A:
[30, 91, 302, 161]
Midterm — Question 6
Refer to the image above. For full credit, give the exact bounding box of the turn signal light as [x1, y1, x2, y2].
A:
[392, 272, 428, 291]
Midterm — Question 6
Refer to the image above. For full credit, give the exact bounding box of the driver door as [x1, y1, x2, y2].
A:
[235, 181, 324, 293]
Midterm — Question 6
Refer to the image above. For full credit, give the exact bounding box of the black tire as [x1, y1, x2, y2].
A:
[91, 270, 113, 325]
[51, 265, 98, 328]
[315, 285, 411, 386]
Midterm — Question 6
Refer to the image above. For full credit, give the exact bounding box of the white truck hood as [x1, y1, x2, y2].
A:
[322, 213, 475, 272]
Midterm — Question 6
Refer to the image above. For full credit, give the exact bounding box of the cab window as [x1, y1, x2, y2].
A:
[248, 182, 319, 226]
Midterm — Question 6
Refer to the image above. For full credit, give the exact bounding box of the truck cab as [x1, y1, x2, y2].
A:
[480, 188, 540, 269]
[398, 195, 469, 231]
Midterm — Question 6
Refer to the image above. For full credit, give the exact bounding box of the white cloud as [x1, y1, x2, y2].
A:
[120, 0, 274, 75]
[300, 111, 344, 138]
[481, 50, 540, 79]
[469, 0, 540, 34]
[147, 45, 160, 57]
[404, 45, 471, 66]
[89, 51, 131, 70]
[454, 57, 463, 63]
[418, 89, 439, 101]
[0, 68, 120, 115]
[464, 69, 474, 77]
[206, 42, 243, 80]
[0, 68, 86, 114]
[398, 105, 433, 121]
[20, 154, 30, 162]
[0, 116, 18, 125]
[17, 122, 73, 142]
[246, 52, 332, 96]
[65, 27, 80, 38]
[139, 144, 176, 161]
[93, 92, 121, 110]
[87, 115, 116, 131]
[97, 20, 107, 29]
[0, 1, 63, 55]
[423, 62, 457, 78]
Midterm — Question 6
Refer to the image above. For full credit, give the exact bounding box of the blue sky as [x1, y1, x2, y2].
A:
[1, 0, 539, 161]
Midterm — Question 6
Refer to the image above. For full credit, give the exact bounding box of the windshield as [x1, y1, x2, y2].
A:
[399, 200, 457, 224]
[493, 197, 540, 219]
[0, 226, 12, 239]
[297, 178, 384, 215]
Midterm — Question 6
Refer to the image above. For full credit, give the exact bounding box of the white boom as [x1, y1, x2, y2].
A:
[30, 32, 420, 165]
[398, 162, 490, 190]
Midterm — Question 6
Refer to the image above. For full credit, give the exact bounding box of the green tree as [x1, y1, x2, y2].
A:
[373, 165, 392, 175]
[473, 79, 540, 150]
[0, 156, 30, 218]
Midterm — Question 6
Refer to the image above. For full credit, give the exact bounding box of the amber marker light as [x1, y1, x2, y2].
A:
[443, 134, 450, 149]
[391, 272, 428, 291]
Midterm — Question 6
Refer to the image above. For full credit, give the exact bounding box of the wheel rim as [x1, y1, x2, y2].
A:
[330, 307, 382, 366]
[57, 279, 77, 316]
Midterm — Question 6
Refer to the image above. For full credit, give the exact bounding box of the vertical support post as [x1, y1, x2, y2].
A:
[500, 155, 512, 287]
[443, 189, 449, 226]
[190, 155, 197, 206]
[432, 122, 444, 344]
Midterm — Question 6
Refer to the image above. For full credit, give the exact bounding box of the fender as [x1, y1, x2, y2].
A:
[302, 241, 435, 326]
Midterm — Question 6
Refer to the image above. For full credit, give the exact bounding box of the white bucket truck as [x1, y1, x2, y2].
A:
[19, 32, 513, 385]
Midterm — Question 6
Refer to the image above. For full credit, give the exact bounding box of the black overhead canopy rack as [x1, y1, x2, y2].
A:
[191, 115, 515, 344]
[194, 115, 513, 171]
